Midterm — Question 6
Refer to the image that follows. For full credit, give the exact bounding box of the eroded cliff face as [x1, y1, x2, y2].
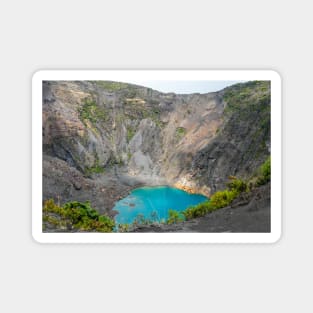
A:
[191, 81, 271, 193]
[42, 80, 270, 215]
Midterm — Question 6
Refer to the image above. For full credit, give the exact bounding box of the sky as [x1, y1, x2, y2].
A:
[120, 80, 245, 94]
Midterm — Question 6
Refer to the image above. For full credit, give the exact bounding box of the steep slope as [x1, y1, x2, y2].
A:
[42, 80, 270, 217]
[131, 182, 271, 233]
[191, 81, 271, 193]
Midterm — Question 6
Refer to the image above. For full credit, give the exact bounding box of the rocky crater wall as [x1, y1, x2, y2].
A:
[42, 80, 270, 214]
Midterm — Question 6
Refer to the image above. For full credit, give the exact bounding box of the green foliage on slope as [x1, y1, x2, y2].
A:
[43, 199, 115, 232]
[84, 157, 105, 176]
[181, 160, 270, 221]
[226, 177, 249, 193]
[94, 81, 131, 92]
[182, 178, 246, 220]
[183, 201, 215, 220]
[223, 81, 270, 113]
[256, 156, 271, 186]
[223, 81, 270, 140]
[167, 209, 184, 224]
[127, 127, 136, 142]
[175, 127, 186, 140]
[85, 164, 105, 175]
[79, 98, 107, 125]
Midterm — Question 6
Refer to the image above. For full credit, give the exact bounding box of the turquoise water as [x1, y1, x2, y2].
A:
[113, 186, 208, 225]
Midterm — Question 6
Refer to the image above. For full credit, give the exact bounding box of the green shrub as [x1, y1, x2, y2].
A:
[43, 199, 115, 232]
[261, 156, 271, 180]
[182, 178, 245, 221]
[79, 98, 107, 125]
[256, 156, 271, 186]
[167, 209, 184, 224]
[84, 157, 105, 176]
[127, 127, 135, 142]
[210, 189, 238, 209]
[43, 198, 60, 213]
[227, 178, 249, 193]
[85, 164, 105, 175]
[179, 176, 251, 222]
[175, 127, 186, 140]
[183, 201, 215, 220]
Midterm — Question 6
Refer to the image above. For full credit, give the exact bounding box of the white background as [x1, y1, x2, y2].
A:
[0, 0, 311, 312]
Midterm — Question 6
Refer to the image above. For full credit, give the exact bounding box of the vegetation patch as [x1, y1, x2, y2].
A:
[142, 107, 165, 128]
[183, 177, 249, 220]
[222, 81, 270, 164]
[256, 156, 271, 186]
[167, 209, 184, 224]
[94, 81, 129, 92]
[84, 158, 105, 176]
[223, 81, 270, 116]
[94, 81, 138, 98]
[209, 189, 238, 209]
[183, 201, 216, 220]
[226, 177, 249, 193]
[127, 127, 136, 142]
[79, 98, 107, 125]
[85, 164, 105, 175]
[175, 127, 186, 140]
[107, 155, 124, 167]
[116, 211, 163, 231]
[122, 99, 165, 128]
[43, 199, 115, 232]
[182, 158, 270, 221]
[127, 151, 132, 160]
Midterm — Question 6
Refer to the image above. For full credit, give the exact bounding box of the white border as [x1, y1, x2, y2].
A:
[32, 70, 282, 243]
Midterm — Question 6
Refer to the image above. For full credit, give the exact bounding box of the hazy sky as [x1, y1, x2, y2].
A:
[120, 80, 245, 94]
